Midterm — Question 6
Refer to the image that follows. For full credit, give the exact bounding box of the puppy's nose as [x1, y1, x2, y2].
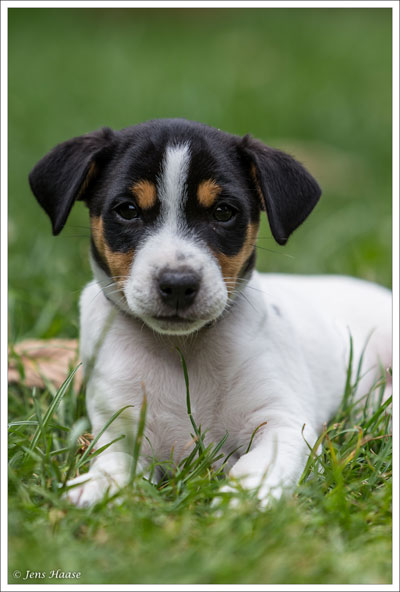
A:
[158, 271, 200, 310]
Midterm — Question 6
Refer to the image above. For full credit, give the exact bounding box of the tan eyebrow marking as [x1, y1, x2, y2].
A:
[91, 216, 134, 289]
[197, 179, 222, 208]
[131, 180, 157, 210]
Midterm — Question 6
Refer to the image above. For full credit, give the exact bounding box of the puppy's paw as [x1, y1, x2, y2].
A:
[64, 471, 126, 507]
[214, 483, 241, 505]
[211, 482, 253, 515]
[212, 478, 284, 513]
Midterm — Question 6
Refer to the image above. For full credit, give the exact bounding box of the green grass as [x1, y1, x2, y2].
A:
[8, 7, 392, 586]
[8, 347, 392, 585]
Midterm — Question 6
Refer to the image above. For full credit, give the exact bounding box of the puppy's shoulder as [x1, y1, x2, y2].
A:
[79, 281, 116, 361]
[80, 280, 113, 320]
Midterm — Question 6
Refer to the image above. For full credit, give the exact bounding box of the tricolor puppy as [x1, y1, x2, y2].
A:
[29, 119, 392, 507]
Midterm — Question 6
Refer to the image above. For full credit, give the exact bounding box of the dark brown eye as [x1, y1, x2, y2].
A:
[114, 202, 138, 220]
[213, 203, 236, 223]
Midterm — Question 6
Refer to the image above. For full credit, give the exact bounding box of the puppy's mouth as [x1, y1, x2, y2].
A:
[154, 314, 193, 323]
[142, 312, 209, 336]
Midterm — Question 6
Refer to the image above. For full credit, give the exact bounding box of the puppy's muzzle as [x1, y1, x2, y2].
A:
[158, 270, 201, 311]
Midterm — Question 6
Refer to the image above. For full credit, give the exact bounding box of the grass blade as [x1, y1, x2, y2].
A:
[130, 387, 147, 481]
[27, 364, 81, 456]
[176, 347, 205, 454]
[76, 404, 134, 469]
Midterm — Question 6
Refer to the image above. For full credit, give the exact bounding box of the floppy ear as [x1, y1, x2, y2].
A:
[240, 135, 321, 245]
[29, 127, 116, 235]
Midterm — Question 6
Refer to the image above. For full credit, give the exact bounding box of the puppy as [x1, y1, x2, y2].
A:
[29, 119, 392, 507]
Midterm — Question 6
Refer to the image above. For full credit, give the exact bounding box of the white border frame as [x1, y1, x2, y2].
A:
[1, 1, 398, 591]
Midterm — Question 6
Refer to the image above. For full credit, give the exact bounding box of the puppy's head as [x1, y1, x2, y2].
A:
[29, 119, 321, 335]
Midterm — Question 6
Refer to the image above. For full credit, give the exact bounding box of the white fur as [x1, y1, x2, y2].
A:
[158, 143, 190, 230]
[122, 230, 228, 335]
[66, 271, 392, 507]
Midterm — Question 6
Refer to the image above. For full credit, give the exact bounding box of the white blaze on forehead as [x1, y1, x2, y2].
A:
[158, 143, 190, 227]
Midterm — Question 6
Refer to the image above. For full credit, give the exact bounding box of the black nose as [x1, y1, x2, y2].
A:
[158, 270, 200, 310]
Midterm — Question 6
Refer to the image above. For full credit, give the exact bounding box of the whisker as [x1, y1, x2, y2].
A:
[95, 276, 129, 286]
[89, 285, 124, 306]
[241, 284, 266, 294]
[239, 291, 259, 313]
[251, 244, 294, 259]
[222, 278, 266, 294]
[89, 289, 108, 306]
[103, 289, 125, 297]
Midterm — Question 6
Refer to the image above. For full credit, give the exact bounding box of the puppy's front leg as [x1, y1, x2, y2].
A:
[65, 451, 134, 507]
[226, 420, 317, 504]
[66, 391, 142, 507]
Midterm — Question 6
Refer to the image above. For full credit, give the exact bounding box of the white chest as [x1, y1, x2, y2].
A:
[79, 276, 363, 470]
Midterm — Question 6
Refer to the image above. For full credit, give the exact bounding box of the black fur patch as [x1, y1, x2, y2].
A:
[240, 249, 257, 279]
[29, 118, 321, 259]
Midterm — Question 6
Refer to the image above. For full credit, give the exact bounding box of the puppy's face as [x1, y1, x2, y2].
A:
[29, 119, 321, 335]
[88, 128, 261, 334]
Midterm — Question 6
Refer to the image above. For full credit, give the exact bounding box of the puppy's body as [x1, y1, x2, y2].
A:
[68, 271, 390, 506]
[29, 119, 392, 507]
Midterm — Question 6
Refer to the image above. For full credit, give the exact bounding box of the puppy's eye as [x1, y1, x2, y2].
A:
[213, 203, 236, 223]
[114, 202, 138, 220]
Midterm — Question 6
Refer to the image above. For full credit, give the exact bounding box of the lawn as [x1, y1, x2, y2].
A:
[8, 6, 392, 585]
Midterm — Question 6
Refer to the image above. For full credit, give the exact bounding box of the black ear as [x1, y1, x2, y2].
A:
[29, 127, 116, 235]
[240, 135, 321, 245]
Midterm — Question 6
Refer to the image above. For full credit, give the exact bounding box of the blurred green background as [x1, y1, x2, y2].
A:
[8, 7, 392, 342]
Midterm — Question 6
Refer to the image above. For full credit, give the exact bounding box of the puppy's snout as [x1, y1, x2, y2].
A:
[158, 270, 200, 310]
